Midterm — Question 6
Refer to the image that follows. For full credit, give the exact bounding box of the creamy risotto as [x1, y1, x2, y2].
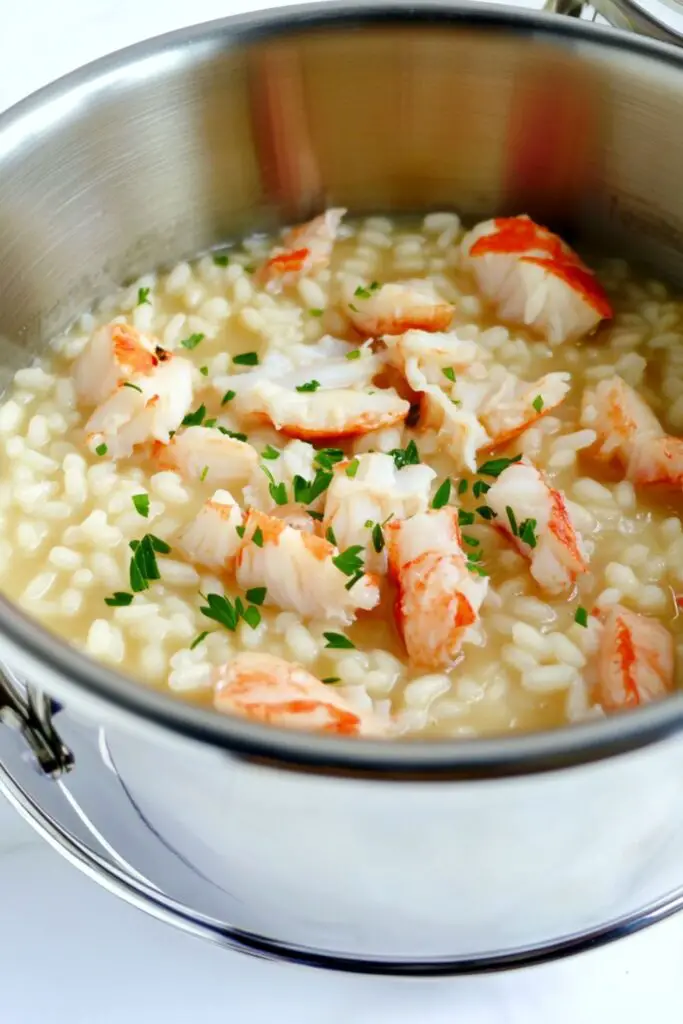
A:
[1, 210, 682, 739]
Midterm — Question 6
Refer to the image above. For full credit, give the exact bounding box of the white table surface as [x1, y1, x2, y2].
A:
[2, 0, 683, 1021]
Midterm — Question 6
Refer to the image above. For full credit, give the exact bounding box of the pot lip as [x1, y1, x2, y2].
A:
[3, 0, 683, 780]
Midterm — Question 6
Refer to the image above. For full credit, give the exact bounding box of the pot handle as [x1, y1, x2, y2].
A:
[546, 0, 683, 45]
[0, 663, 73, 778]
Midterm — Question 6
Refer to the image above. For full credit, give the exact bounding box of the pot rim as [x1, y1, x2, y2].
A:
[3, 0, 683, 779]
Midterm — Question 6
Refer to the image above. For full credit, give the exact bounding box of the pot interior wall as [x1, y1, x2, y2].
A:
[1, 11, 683, 374]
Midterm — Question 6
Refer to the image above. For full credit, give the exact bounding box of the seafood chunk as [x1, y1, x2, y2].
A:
[175, 489, 243, 572]
[260, 208, 346, 290]
[155, 426, 258, 486]
[479, 371, 571, 448]
[85, 355, 193, 460]
[462, 215, 612, 344]
[323, 453, 437, 572]
[343, 280, 453, 337]
[596, 604, 673, 711]
[581, 375, 683, 487]
[236, 509, 380, 624]
[243, 439, 322, 513]
[239, 379, 409, 441]
[74, 321, 158, 406]
[486, 461, 587, 594]
[386, 508, 488, 669]
[213, 652, 383, 736]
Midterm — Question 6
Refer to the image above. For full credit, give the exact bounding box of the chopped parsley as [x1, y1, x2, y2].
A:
[462, 534, 480, 548]
[104, 591, 134, 607]
[371, 522, 385, 553]
[307, 509, 324, 522]
[442, 367, 456, 383]
[122, 382, 142, 393]
[292, 470, 333, 505]
[458, 509, 475, 527]
[199, 592, 239, 631]
[182, 403, 206, 427]
[309, 308, 324, 317]
[332, 545, 365, 577]
[181, 333, 204, 350]
[345, 571, 365, 591]
[314, 448, 344, 471]
[246, 587, 267, 606]
[575, 606, 589, 627]
[354, 285, 371, 299]
[505, 506, 519, 537]
[200, 465, 209, 482]
[348, 303, 359, 313]
[457, 479, 468, 496]
[432, 478, 452, 509]
[221, 390, 236, 406]
[532, 394, 544, 414]
[321, 677, 341, 684]
[473, 480, 490, 499]
[519, 518, 538, 548]
[132, 494, 150, 518]
[389, 440, 421, 469]
[128, 534, 170, 593]
[190, 631, 212, 650]
[345, 458, 360, 478]
[323, 632, 356, 650]
[235, 525, 246, 538]
[345, 349, 361, 361]
[217, 427, 248, 442]
[466, 558, 489, 577]
[476, 505, 496, 521]
[296, 380, 321, 393]
[261, 445, 280, 460]
[252, 527, 264, 548]
[262, 465, 287, 506]
[213, 254, 230, 266]
[477, 454, 523, 478]
[199, 366, 209, 377]
[233, 351, 259, 366]
[95, 443, 108, 457]
[137, 286, 151, 305]
[325, 526, 338, 546]
[242, 606, 261, 629]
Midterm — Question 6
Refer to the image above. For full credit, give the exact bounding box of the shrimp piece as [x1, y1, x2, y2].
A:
[239, 379, 409, 441]
[85, 354, 193, 460]
[236, 509, 380, 624]
[462, 215, 612, 344]
[596, 604, 673, 711]
[480, 371, 571, 447]
[486, 461, 588, 594]
[386, 509, 488, 669]
[343, 279, 454, 337]
[213, 653, 384, 736]
[74, 321, 158, 406]
[323, 453, 436, 573]
[175, 489, 243, 572]
[260, 208, 346, 290]
[155, 426, 258, 487]
[581, 375, 683, 486]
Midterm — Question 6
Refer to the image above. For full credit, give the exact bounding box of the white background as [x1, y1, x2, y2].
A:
[2, 0, 683, 1021]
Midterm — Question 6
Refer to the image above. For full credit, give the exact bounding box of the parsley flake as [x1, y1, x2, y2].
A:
[442, 367, 456, 383]
[261, 445, 280, 460]
[432, 478, 452, 509]
[389, 440, 420, 469]
[345, 458, 360, 478]
[345, 349, 361, 361]
[519, 518, 538, 549]
[95, 443, 108, 457]
[462, 534, 480, 548]
[477, 454, 523, 478]
[477, 506, 496, 521]
[217, 427, 248, 442]
[245, 587, 267, 606]
[307, 510, 324, 522]
[332, 545, 365, 577]
[104, 591, 134, 607]
[314, 448, 344, 471]
[532, 394, 544, 414]
[200, 465, 209, 482]
[137, 286, 151, 305]
[221, 390, 236, 406]
[575, 606, 589, 627]
[132, 494, 150, 518]
[323, 632, 356, 649]
[473, 480, 490, 499]
[199, 593, 239, 632]
[458, 509, 475, 527]
[309, 308, 324, 317]
[321, 677, 340, 684]
[233, 351, 259, 366]
[325, 526, 338, 546]
[458, 479, 468, 496]
[199, 366, 209, 377]
[235, 525, 246, 538]
[122, 382, 142, 393]
[506, 506, 519, 537]
[181, 333, 204, 350]
[296, 380, 321, 393]
[213, 254, 230, 266]
[182, 404, 206, 427]
[190, 631, 212, 649]
[252, 527, 264, 548]
[354, 285, 371, 299]
[242, 605, 261, 629]
[371, 522, 385, 553]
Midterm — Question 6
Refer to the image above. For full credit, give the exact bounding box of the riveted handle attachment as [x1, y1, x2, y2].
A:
[0, 664, 73, 777]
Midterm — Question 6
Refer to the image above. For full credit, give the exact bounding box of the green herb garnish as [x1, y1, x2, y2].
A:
[506, 506, 519, 537]
[296, 380, 321, 393]
[458, 509, 475, 527]
[182, 404, 206, 427]
[442, 367, 456, 383]
[252, 527, 264, 548]
[233, 352, 259, 366]
[325, 526, 338, 546]
[519, 518, 538, 549]
[473, 480, 490, 499]
[181, 333, 204, 350]
[122, 382, 142, 393]
[345, 349, 361, 361]
[345, 458, 359, 478]
[332, 545, 365, 577]
[532, 394, 544, 414]
[213, 254, 230, 266]
[575, 606, 588, 627]
[137, 286, 151, 305]
[132, 494, 150, 518]
[190, 631, 212, 649]
[354, 285, 371, 299]
[221, 390, 236, 406]
[104, 592, 134, 607]
[95, 443, 108, 457]
[389, 440, 420, 469]
[323, 632, 356, 649]
[309, 308, 324, 317]
[246, 587, 267, 606]
[432, 478, 452, 509]
[262, 445, 280, 460]
[477, 454, 523, 478]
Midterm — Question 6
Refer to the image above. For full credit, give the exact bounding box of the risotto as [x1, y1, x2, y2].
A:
[1, 209, 682, 740]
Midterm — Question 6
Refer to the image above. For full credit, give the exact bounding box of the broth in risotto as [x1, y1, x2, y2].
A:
[1, 210, 681, 739]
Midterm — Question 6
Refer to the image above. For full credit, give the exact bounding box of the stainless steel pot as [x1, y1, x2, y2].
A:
[4, 0, 683, 974]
